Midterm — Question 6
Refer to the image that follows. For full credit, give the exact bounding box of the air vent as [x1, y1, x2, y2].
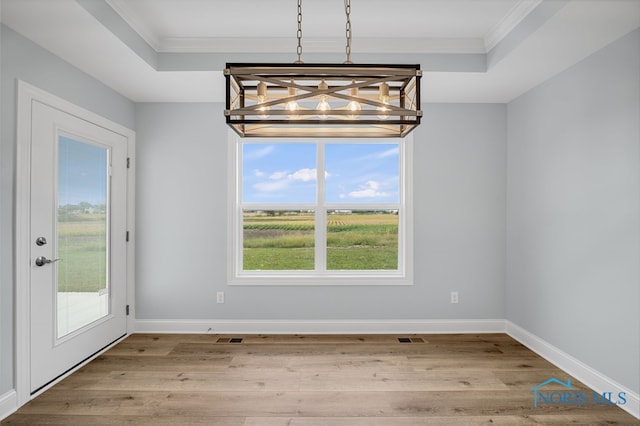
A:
[398, 337, 424, 343]
[217, 337, 244, 344]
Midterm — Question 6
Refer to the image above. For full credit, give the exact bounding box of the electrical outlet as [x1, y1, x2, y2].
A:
[216, 291, 225, 304]
[450, 291, 459, 304]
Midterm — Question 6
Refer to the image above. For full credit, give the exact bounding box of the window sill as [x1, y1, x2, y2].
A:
[228, 273, 413, 286]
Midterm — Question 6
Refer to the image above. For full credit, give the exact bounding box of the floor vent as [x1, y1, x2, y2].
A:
[398, 337, 424, 343]
[217, 337, 244, 344]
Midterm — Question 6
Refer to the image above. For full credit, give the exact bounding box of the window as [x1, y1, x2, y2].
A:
[228, 135, 413, 285]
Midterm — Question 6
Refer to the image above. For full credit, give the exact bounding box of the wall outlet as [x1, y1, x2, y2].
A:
[450, 291, 459, 304]
[216, 291, 225, 304]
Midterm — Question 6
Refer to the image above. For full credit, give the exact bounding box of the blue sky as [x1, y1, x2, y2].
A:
[58, 135, 108, 206]
[242, 142, 399, 204]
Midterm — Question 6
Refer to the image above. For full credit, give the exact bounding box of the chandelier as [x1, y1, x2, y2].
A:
[224, 0, 422, 138]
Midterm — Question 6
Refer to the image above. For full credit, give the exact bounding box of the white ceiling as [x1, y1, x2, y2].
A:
[1, 0, 639, 103]
[107, 0, 517, 51]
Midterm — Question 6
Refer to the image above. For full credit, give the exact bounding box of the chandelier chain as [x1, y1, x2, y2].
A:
[296, 0, 303, 63]
[344, 0, 352, 64]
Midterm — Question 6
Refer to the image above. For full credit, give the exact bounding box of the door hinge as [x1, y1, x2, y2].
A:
[126, 157, 131, 169]
[126, 305, 130, 316]
[126, 231, 130, 242]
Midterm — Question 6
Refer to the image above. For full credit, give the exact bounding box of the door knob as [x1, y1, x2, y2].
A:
[35, 256, 61, 267]
[36, 236, 47, 246]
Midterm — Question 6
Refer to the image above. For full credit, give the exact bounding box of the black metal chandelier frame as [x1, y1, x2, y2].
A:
[223, 1, 422, 138]
[225, 63, 421, 138]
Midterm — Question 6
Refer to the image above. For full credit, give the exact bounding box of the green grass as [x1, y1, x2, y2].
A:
[57, 214, 107, 292]
[327, 246, 398, 270]
[244, 232, 314, 249]
[243, 248, 315, 270]
[243, 212, 398, 270]
[58, 212, 400, 278]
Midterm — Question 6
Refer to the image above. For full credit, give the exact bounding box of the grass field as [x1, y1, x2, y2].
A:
[57, 211, 398, 286]
[57, 213, 107, 293]
[243, 211, 398, 270]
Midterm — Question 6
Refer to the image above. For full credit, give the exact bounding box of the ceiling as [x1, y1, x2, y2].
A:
[1, 0, 639, 103]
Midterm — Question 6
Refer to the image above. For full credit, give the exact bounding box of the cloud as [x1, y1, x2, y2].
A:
[356, 146, 399, 162]
[253, 167, 319, 193]
[348, 180, 390, 198]
[245, 145, 275, 160]
[377, 147, 399, 158]
[269, 171, 288, 180]
[288, 168, 317, 182]
[253, 179, 290, 192]
[252, 168, 331, 197]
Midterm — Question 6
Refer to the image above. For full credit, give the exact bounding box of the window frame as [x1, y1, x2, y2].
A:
[227, 132, 413, 286]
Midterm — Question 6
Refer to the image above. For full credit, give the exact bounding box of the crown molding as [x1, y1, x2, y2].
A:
[484, 0, 543, 52]
[157, 36, 485, 54]
[106, 0, 486, 55]
[106, 0, 162, 51]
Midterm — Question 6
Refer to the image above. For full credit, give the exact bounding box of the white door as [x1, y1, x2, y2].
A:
[29, 100, 128, 394]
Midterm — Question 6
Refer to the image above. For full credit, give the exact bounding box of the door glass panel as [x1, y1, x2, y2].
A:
[57, 135, 110, 338]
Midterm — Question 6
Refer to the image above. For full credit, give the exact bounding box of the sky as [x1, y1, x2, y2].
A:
[242, 142, 399, 204]
[58, 135, 108, 206]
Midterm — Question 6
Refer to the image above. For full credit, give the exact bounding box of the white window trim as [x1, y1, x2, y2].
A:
[227, 131, 413, 286]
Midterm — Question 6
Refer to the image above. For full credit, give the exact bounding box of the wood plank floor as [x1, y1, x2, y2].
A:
[3, 334, 638, 425]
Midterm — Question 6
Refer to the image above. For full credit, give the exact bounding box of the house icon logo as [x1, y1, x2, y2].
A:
[530, 377, 574, 408]
[530, 377, 627, 408]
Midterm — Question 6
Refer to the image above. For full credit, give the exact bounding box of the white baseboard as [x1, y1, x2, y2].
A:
[134, 319, 507, 334]
[506, 320, 639, 420]
[0, 390, 17, 421]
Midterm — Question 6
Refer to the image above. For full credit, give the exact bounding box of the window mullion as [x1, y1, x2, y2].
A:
[235, 138, 243, 277]
[315, 142, 326, 273]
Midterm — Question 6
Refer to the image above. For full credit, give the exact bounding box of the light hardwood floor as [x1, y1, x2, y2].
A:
[3, 334, 638, 425]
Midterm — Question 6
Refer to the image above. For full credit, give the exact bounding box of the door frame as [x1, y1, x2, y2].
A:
[15, 81, 136, 406]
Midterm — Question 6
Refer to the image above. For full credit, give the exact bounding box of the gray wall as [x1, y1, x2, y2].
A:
[0, 24, 135, 394]
[506, 28, 640, 394]
[4, 11, 637, 405]
[135, 103, 507, 320]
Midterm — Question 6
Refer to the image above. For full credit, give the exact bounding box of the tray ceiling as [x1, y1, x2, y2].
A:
[1, 0, 639, 102]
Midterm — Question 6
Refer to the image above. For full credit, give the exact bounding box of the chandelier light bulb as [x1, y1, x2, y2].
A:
[316, 80, 331, 119]
[346, 100, 361, 119]
[257, 104, 270, 119]
[346, 86, 361, 119]
[286, 84, 300, 117]
[317, 96, 331, 119]
[377, 103, 389, 120]
[257, 81, 268, 101]
[256, 81, 270, 118]
[285, 100, 299, 112]
[347, 100, 361, 111]
[377, 82, 390, 120]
